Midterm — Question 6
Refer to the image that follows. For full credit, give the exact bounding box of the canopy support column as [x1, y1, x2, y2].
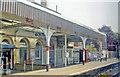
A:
[81, 37, 87, 65]
[40, 26, 55, 72]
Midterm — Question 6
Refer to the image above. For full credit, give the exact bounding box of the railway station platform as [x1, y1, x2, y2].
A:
[7, 58, 119, 76]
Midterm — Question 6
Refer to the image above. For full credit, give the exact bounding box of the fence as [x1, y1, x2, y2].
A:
[88, 51, 117, 61]
[16, 47, 118, 72]
[55, 48, 65, 67]
[107, 51, 117, 58]
[0, 57, 9, 70]
[50, 47, 77, 67]
[0, 57, 11, 75]
[43, 47, 65, 67]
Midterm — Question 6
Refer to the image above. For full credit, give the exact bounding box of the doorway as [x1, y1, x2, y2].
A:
[19, 47, 28, 63]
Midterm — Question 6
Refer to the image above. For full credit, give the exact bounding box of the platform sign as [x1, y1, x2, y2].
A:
[26, 18, 33, 23]
[80, 42, 82, 46]
[30, 49, 35, 60]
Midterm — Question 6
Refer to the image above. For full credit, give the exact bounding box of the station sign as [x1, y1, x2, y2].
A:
[26, 18, 33, 23]
[74, 42, 82, 47]
[35, 33, 41, 36]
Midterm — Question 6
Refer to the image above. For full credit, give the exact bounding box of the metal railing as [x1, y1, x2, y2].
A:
[0, 57, 11, 75]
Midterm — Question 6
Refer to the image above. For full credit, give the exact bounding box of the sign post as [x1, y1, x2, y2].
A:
[24, 61, 26, 72]
[31, 49, 35, 71]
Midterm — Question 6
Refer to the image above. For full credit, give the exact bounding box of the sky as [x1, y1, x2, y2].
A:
[35, 0, 119, 32]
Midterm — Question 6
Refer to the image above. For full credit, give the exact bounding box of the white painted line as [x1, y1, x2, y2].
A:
[70, 61, 118, 75]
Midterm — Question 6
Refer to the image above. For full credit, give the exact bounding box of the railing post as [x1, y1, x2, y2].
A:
[6, 57, 8, 70]
[42, 46, 43, 65]
[24, 61, 26, 72]
[54, 47, 56, 67]
[32, 60, 33, 71]
[11, 49, 13, 69]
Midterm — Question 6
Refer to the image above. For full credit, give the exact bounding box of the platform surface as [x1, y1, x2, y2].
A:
[11, 58, 119, 76]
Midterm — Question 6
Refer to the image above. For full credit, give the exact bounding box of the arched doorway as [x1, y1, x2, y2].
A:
[19, 39, 29, 63]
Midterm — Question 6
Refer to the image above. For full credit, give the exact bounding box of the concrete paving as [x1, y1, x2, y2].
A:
[11, 58, 119, 76]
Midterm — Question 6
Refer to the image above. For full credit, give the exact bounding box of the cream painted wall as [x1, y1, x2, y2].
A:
[0, 27, 57, 64]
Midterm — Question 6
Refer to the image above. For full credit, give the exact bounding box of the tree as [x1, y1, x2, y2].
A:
[86, 44, 97, 52]
[98, 25, 118, 51]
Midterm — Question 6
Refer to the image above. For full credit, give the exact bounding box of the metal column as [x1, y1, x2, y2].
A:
[81, 37, 87, 65]
[40, 27, 55, 72]
[64, 34, 67, 66]
[54, 47, 56, 67]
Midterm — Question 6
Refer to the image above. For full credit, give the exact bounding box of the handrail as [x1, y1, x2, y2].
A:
[22, 60, 36, 65]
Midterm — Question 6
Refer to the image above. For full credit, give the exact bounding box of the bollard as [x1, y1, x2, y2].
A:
[6, 57, 8, 70]
[32, 61, 33, 71]
[24, 61, 26, 72]
[7, 62, 9, 75]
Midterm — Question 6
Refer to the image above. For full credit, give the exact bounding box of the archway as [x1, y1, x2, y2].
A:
[1, 39, 13, 69]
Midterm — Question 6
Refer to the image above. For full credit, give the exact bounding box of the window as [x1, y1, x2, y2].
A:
[2, 39, 9, 45]
[19, 39, 28, 63]
[35, 42, 42, 59]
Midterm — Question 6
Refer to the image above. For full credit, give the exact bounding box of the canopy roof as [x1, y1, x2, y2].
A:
[0, 0, 106, 41]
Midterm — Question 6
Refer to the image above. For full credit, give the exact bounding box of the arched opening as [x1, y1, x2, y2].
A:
[34, 41, 43, 65]
[49, 32, 65, 67]
[19, 39, 29, 63]
[35, 42, 42, 59]
[67, 35, 83, 63]
[85, 39, 98, 52]
[1, 39, 14, 69]
[2, 39, 10, 45]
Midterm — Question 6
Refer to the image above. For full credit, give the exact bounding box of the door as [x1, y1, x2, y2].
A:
[20, 47, 27, 63]
[2, 51, 10, 69]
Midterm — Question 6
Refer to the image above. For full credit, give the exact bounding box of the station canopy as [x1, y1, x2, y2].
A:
[0, 0, 106, 41]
